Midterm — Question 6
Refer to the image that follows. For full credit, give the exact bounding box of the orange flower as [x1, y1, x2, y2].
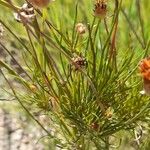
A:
[139, 57, 150, 80]
[139, 57, 150, 95]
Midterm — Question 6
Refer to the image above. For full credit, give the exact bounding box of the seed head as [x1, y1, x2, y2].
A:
[93, 0, 107, 19]
[71, 54, 88, 71]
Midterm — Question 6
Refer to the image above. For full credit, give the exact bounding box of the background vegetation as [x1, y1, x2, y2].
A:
[0, 0, 150, 149]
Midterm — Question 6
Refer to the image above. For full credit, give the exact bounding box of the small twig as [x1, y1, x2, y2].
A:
[134, 124, 143, 146]
[104, 18, 109, 35]
[109, 0, 120, 71]
[136, 0, 146, 48]
[0, 98, 15, 101]
[121, 8, 145, 49]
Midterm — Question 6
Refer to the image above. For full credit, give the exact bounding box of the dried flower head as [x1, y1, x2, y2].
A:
[139, 57, 150, 95]
[14, 3, 35, 24]
[93, 0, 107, 19]
[27, 0, 54, 8]
[76, 23, 86, 35]
[71, 54, 88, 71]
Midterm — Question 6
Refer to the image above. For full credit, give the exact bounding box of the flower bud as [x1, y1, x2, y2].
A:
[0, 23, 4, 37]
[76, 23, 86, 35]
[29, 84, 37, 92]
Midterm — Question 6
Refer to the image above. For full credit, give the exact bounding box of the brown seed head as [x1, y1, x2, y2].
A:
[71, 55, 87, 71]
[93, 0, 107, 19]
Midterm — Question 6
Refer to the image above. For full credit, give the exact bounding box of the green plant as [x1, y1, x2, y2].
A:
[0, 0, 150, 149]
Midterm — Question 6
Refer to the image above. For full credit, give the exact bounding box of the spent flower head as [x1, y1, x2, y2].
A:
[14, 3, 35, 24]
[71, 54, 88, 71]
[93, 0, 107, 19]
